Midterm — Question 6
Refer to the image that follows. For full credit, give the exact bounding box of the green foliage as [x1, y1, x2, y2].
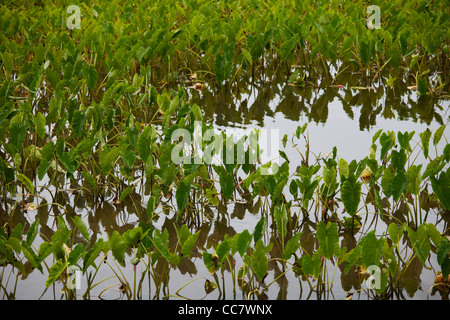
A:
[250, 240, 268, 282]
[437, 238, 450, 278]
[274, 204, 288, 240]
[430, 168, 450, 210]
[219, 171, 234, 201]
[340, 178, 361, 216]
[0, 0, 448, 300]
[361, 231, 384, 267]
[316, 221, 339, 260]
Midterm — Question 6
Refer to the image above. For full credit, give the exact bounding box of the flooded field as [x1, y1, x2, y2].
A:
[1, 0, 449, 301]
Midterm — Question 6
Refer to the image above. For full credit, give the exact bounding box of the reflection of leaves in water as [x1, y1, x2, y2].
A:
[189, 71, 446, 131]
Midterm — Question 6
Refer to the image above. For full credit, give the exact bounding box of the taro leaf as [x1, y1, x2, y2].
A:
[359, 38, 370, 65]
[36, 112, 46, 139]
[323, 166, 337, 192]
[389, 46, 401, 69]
[407, 165, 422, 195]
[379, 132, 395, 160]
[38, 158, 52, 181]
[391, 149, 406, 172]
[72, 216, 89, 241]
[436, 238, 450, 278]
[85, 65, 97, 89]
[302, 251, 322, 278]
[247, 33, 264, 61]
[253, 216, 266, 243]
[216, 238, 231, 264]
[381, 167, 393, 197]
[162, 164, 176, 187]
[181, 231, 200, 258]
[46, 259, 69, 288]
[8, 237, 21, 255]
[135, 46, 149, 62]
[152, 230, 170, 262]
[83, 238, 103, 272]
[289, 179, 298, 198]
[409, 54, 419, 70]
[282, 232, 302, 260]
[157, 94, 171, 113]
[21, 240, 42, 273]
[99, 146, 120, 174]
[373, 187, 383, 214]
[120, 185, 134, 202]
[146, 196, 156, 220]
[70, 110, 85, 137]
[176, 224, 191, 246]
[406, 224, 431, 266]
[340, 179, 361, 216]
[433, 125, 446, 146]
[361, 231, 383, 267]
[9, 122, 27, 153]
[338, 158, 349, 179]
[26, 219, 40, 246]
[274, 204, 288, 240]
[419, 129, 431, 159]
[68, 243, 85, 265]
[126, 126, 140, 147]
[17, 173, 34, 194]
[343, 245, 362, 275]
[57, 152, 76, 175]
[277, 36, 299, 60]
[296, 176, 319, 208]
[391, 170, 407, 202]
[2, 51, 13, 77]
[371, 129, 383, 144]
[316, 221, 339, 260]
[219, 171, 234, 201]
[176, 180, 191, 213]
[397, 131, 414, 150]
[10, 223, 23, 239]
[430, 169, 450, 210]
[406, 225, 418, 243]
[55, 216, 69, 238]
[73, 136, 95, 158]
[427, 223, 442, 247]
[37, 242, 53, 263]
[203, 252, 218, 275]
[109, 231, 126, 267]
[123, 227, 143, 248]
[121, 149, 136, 168]
[191, 103, 203, 121]
[423, 156, 444, 180]
[169, 252, 181, 266]
[251, 240, 268, 282]
[413, 236, 431, 267]
[417, 77, 428, 96]
[236, 229, 252, 257]
[82, 170, 98, 194]
[214, 53, 225, 85]
[204, 278, 217, 294]
[388, 222, 406, 245]
[241, 48, 252, 65]
[137, 127, 151, 162]
[0, 102, 14, 127]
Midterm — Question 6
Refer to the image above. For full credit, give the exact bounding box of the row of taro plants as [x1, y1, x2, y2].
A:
[0, 0, 449, 94]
